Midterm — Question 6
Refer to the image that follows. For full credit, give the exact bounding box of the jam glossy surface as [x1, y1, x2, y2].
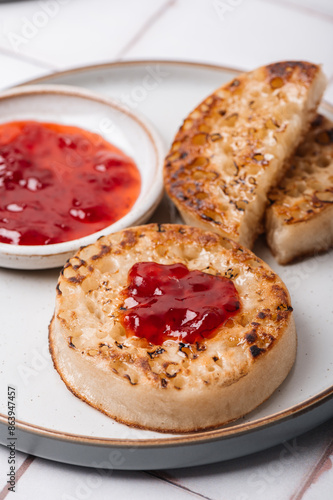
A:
[0, 121, 141, 245]
[120, 262, 240, 345]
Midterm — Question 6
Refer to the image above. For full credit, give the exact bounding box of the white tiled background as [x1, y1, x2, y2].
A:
[0, 0, 333, 498]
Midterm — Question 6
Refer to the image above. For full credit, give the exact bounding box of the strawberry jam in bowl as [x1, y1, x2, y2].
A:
[0, 85, 164, 269]
[0, 121, 141, 246]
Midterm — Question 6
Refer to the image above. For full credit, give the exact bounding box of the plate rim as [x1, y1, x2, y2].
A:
[1, 384, 333, 447]
[16, 59, 244, 87]
[1, 58, 333, 449]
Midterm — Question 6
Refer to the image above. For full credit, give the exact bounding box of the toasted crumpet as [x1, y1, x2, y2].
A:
[49, 224, 296, 433]
[266, 114, 333, 264]
[164, 61, 326, 249]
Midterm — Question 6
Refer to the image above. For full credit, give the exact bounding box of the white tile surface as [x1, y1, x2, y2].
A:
[301, 446, 333, 500]
[0, 0, 171, 69]
[0, 52, 48, 89]
[12, 458, 194, 500]
[0, 446, 27, 489]
[124, 0, 333, 78]
[155, 420, 333, 500]
[276, 0, 333, 18]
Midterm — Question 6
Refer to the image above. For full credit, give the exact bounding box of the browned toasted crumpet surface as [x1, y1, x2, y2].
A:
[266, 114, 333, 264]
[164, 61, 326, 249]
[49, 224, 296, 433]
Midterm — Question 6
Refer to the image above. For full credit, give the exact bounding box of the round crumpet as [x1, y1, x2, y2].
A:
[49, 224, 296, 433]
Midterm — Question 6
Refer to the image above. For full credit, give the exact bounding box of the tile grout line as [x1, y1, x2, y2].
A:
[116, 0, 177, 60]
[290, 438, 333, 500]
[0, 44, 57, 71]
[259, 0, 333, 24]
[0, 0, 177, 74]
[145, 471, 213, 500]
[0, 455, 35, 500]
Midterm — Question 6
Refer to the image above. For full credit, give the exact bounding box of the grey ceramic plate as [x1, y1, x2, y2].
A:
[0, 60, 332, 470]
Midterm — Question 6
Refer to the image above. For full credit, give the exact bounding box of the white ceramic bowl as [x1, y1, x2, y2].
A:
[0, 84, 165, 269]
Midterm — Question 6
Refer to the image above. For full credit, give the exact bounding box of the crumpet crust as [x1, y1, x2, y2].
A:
[164, 61, 326, 249]
[49, 224, 296, 432]
[266, 114, 333, 264]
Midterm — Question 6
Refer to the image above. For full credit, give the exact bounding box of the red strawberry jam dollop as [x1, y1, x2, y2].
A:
[120, 262, 240, 345]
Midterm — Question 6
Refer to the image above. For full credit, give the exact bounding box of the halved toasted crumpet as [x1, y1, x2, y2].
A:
[164, 61, 326, 249]
[49, 224, 296, 433]
[266, 114, 333, 264]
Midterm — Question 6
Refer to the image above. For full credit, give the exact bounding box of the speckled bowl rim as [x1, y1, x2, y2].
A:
[0, 83, 164, 258]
